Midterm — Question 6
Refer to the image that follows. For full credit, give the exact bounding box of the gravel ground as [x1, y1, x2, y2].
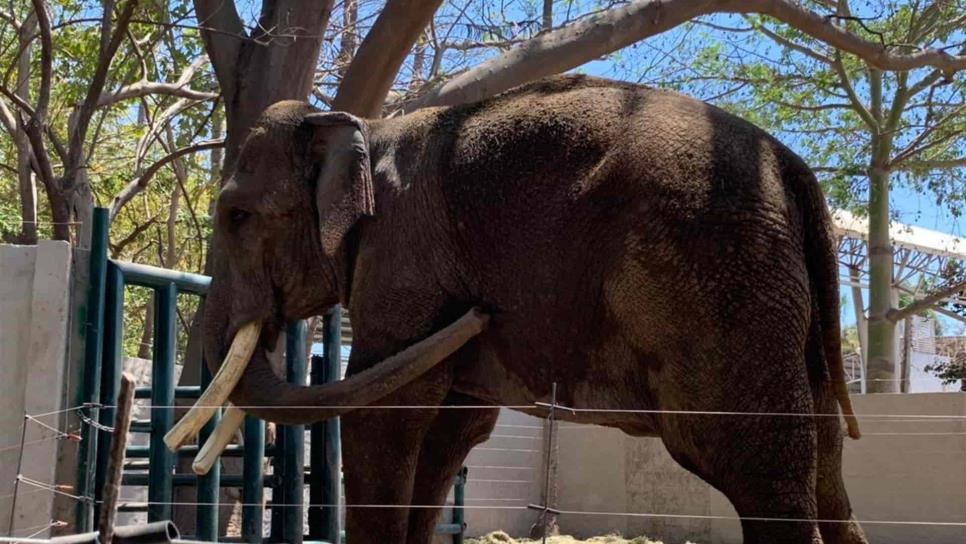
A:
[465, 532, 689, 544]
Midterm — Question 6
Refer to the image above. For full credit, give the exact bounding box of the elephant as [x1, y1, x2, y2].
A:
[202, 74, 868, 544]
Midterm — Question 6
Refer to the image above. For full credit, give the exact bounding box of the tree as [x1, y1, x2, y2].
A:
[599, 0, 966, 392]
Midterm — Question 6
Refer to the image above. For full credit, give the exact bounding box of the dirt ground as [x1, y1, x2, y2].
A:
[465, 532, 683, 544]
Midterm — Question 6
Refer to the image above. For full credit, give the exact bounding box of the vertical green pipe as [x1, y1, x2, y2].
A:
[274, 321, 306, 543]
[149, 283, 177, 522]
[307, 353, 324, 541]
[196, 361, 220, 540]
[309, 307, 342, 543]
[453, 468, 466, 544]
[242, 416, 265, 543]
[93, 263, 124, 523]
[77, 207, 109, 531]
[322, 308, 342, 543]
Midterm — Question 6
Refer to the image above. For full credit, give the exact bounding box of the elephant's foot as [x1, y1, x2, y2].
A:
[406, 393, 499, 544]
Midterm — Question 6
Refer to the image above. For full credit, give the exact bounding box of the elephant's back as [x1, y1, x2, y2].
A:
[378, 75, 817, 407]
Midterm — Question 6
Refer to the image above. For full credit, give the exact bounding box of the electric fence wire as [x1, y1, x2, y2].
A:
[35, 403, 966, 421]
[5, 397, 966, 537]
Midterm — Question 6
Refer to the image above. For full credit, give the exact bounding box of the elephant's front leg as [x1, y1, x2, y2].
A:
[406, 392, 499, 544]
[341, 370, 451, 544]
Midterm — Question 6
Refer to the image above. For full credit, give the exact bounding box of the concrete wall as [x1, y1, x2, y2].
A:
[0, 242, 73, 538]
[463, 393, 966, 544]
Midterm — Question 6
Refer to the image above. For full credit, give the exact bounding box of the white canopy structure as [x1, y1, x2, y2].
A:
[832, 209, 964, 393]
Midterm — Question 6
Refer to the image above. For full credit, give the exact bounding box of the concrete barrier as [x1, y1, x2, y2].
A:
[463, 393, 966, 543]
[0, 241, 74, 538]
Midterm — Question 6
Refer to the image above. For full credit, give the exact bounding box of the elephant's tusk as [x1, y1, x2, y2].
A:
[164, 321, 262, 452]
[192, 404, 246, 475]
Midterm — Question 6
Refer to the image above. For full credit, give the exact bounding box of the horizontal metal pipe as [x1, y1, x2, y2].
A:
[134, 386, 200, 400]
[121, 473, 278, 487]
[113, 261, 210, 295]
[45, 522, 180, 544]
[126, 444, 266, 458]
[434, 523, 464, 535]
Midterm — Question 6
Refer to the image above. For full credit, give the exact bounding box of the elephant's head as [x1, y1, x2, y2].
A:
[190, 101, 487, 430]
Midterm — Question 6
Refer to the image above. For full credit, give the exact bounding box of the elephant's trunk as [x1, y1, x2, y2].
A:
[165, 308, 489, 452]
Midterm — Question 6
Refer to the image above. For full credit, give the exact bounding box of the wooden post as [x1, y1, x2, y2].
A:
[99, 373, 136, 543]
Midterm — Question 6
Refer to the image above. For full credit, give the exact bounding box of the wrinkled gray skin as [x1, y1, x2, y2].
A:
[204, 75, 868, 544]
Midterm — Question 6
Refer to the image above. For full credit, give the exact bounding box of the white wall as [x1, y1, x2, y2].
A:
[463, 393, 966, 544]
[0, 242, 73, 538]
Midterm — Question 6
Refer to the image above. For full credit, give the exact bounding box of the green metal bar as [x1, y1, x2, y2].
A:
[122, 473, 277, 487]
[77, 207, 109, 531]
[134, 385, 201, 399]
[114, 261, 210, 295]
[242, 416, 265, 543]
[435, 524, 463, 535]
[93, 263, 125, 523]
[126, 444, 259, 458]
[149, 283, 177, 522]
[319, 307, 342, 543]
[273, 321, 306, 543]
[452, 467, 467, 544]
[196, 362, 220, 540]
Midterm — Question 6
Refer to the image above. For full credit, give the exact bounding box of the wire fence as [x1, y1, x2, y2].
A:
[4, 394, 966, 541]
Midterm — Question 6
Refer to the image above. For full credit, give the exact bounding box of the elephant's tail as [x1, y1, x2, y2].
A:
[795, 162, 861, 440]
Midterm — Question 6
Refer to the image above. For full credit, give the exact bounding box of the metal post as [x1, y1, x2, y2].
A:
[149, 283, 177, 522]
[94, 262, 124, 523]
[77, 207, 109, 531]
[453, 468, 467, 544]
[196, 361, 220, 540]
[310, 307, 342, 543]
[242, 416, 265, 543]
[273, 322, 306, 543]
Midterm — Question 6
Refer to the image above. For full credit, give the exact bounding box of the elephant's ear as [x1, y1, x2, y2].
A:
[304, 111, 375, 257]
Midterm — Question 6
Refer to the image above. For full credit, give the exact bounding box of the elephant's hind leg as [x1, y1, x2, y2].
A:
[405, 392, 499, 544]
[812, 379, 868, 544]
[657, 343, 824, 543]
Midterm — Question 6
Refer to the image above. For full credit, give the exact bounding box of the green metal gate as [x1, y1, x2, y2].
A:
[75, 208, 467, 543]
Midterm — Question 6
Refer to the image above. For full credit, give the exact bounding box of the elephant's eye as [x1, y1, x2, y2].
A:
[229, 209, 251, 225]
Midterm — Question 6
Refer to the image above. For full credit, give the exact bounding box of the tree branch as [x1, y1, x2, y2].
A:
[747, 16, 832, 64]
[407, 0, 966, 112]
[193, 0, 245, 99]
[66, 0, 137, 181]
[832, 51, 879, 131]
[892, 157, 966, 171]
[97, 58, 217, 106]
[887, 279, 966, 323]
[109, 139, 225, 220]
[23, 0, 56, 192]
[333, 0, 443, 117]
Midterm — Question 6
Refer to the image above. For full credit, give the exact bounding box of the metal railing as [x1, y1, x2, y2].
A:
[75, 207, 466, 543]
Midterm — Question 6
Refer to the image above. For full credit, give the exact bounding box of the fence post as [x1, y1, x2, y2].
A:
[148, 283, 177, 522]
[310, 307, 343, 543]
[242, 416, 265, 543]
[93, 263, 125, 523]
[196, 361, 220, 540]
[453, 467, 467, 544]
[273, 321, 306, 543]
[77, 208, 109, 531]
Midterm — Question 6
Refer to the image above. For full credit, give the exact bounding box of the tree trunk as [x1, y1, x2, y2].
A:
[138, 300, 154, 360]
[212, 0, 336, 168]
[848, 266, 868, 393]
[865, 138, 897, 393]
